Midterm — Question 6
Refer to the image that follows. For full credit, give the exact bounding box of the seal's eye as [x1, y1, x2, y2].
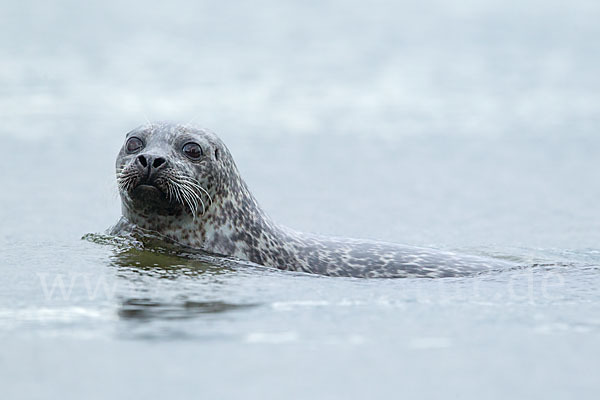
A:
[126, 137, 143, 153]
[183, 142, 203, 160]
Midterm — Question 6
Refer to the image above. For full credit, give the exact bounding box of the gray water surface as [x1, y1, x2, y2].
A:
[1, 1, 600, 399]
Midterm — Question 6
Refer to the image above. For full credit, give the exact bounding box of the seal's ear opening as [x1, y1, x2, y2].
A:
[215, 149, 219, 160]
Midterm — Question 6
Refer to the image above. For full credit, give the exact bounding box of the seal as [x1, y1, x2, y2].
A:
[112, 122, 515, 278]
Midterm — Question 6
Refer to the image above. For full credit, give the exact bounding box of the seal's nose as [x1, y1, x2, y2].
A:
[136, 154, 167, 180]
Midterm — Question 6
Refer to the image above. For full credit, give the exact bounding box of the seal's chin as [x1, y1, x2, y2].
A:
[127, 184, 183, 215]
[134, 184, 164, 197]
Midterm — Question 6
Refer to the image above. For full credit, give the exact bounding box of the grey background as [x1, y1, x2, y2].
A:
[1, 1, 599, 399]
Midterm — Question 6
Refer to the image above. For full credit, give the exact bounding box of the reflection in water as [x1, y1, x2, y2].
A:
[84, 231, 262, 279]
[111, 247, 234, 279]
[118, 298, 256, 321]
[84, 232, 261, 325]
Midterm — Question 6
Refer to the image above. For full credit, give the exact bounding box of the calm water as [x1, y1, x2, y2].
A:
[1, 1, 599, 399]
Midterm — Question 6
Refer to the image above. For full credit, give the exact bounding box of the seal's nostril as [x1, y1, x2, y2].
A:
[153, 157, 166, 169]
[137, 155, 147, 168]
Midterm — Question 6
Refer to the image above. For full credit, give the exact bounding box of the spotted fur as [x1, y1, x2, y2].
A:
[112, 122, 516, 278]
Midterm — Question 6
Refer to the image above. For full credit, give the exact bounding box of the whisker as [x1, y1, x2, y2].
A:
[178, 186, 198, 219]
[179, 181, 205, 215]
[178, 176, 213, 204]
[181, 183, 202, 215]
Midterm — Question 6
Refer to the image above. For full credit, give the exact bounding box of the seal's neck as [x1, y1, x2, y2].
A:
[121, 179, 288, 264]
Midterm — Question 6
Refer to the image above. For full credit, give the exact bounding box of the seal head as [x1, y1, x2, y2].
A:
[115, 122, 279, 265]
[116, 123, 226, 220]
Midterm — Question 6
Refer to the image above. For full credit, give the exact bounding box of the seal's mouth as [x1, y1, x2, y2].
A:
[118, 164, 212, 218]
[128, 182, 184, 215]
[131, 173, 171, 199]
[134, 183, 164, 195]
[131, 182, 169, 202]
